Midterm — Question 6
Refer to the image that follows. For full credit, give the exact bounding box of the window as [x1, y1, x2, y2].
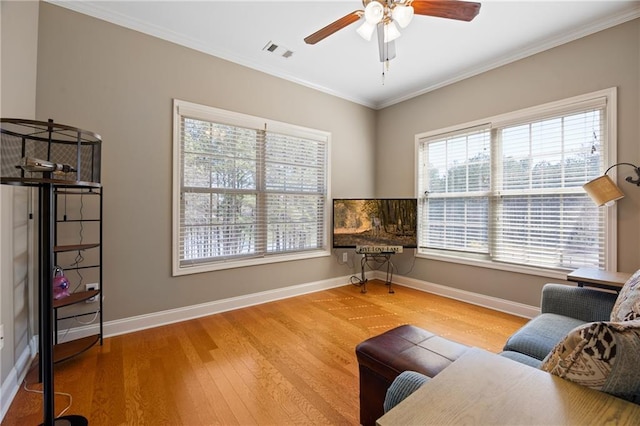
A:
[173, 100, 330, 275]
[417, 88, 617, 272]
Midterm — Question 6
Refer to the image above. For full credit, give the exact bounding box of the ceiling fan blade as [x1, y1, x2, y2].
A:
[304, 11, 362, 45]
[411, 0, 481, 22]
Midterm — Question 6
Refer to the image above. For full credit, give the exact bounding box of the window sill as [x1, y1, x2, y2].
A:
[173, 249, 331, 276]
[416, 251, 569, 281]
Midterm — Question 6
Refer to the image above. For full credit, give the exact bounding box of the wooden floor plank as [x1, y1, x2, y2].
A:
[1, 281, 529, 425]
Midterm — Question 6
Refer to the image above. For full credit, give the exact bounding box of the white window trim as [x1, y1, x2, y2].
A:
[172, 99, 332, 276]
[414, 87, 618, 277]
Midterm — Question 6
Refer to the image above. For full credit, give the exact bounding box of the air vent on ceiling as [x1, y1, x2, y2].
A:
[263, 41, 294, 59]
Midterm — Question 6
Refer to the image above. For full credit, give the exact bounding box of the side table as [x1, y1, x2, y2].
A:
[567, 267, 631, 292]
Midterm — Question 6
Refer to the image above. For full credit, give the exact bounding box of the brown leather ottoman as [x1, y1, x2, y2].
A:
[355, 324, 469, 426]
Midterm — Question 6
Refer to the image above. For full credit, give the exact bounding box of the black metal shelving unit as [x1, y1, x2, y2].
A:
[52, 186, 103, 359]
[1, 118, 103, 426]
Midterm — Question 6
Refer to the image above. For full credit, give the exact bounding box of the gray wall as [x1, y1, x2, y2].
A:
[34, 3, 376, 322]
[0, 0, 39, 396]
[376, 19, 640, 306]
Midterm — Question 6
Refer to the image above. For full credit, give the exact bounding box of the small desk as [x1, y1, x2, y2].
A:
[377, 348, 640, 425]
[567, 267, 631, 292]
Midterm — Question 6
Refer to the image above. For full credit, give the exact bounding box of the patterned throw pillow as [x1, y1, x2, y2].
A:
[540, 320, 640, 402]
[611, 269, 640, 322]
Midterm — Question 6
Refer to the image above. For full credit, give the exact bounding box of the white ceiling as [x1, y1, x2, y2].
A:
[50, 0, 640, 109]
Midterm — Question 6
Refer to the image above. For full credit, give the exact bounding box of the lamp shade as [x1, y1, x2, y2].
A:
[356, 21, 376, 41]
[384, 21, 401, 42]
[364, 1, 384, 24]
[392, 5, 414, 28]
[583, 175, 625, 207]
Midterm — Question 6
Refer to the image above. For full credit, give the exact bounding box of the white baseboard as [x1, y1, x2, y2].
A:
[58, 275, 352, 342]
[372, 271, 540, 319]
[58, 272, 538, 344]
[1, 336, 37, 422]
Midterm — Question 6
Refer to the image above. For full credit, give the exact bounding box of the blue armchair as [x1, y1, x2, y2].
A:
[500, 283, 618, 366]
[384, 281, 633, 412]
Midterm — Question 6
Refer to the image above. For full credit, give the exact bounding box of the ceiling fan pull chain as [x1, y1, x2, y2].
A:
[381, 58, 391, 85]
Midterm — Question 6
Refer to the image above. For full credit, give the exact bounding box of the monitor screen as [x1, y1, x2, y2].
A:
[332, 198, 417, 249]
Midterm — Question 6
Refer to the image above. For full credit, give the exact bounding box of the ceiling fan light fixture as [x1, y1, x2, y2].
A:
[384, 21, 401, 43]
[303, 0, 482, 73]
[364, 1, 384, 24]
[392, 4, 414, 28]
[356, 20, 377, 41]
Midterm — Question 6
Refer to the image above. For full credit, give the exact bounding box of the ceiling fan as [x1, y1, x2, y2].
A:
[304, 0, 481, 63]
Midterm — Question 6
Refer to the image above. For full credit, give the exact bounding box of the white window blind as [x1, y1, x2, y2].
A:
[173, 100, 330, 275]
[492, 108, 605, 269]
[417, 89, 615, 271]
[418, 125, 491, 254]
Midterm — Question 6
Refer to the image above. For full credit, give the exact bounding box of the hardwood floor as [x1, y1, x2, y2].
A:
[2, 281, 529, 425]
